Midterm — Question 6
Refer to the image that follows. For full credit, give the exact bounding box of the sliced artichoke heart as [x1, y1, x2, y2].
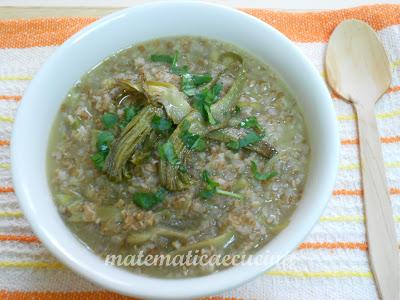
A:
[145, 81, 192, 124]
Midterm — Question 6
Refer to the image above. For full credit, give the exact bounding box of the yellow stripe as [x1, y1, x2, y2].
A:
[0, 261, 371, 278]
[339, 163, 359, 171]
[0, 261, 64, 269]
[0, 163, 10, 170]
[337, 108, 400, 121]
[320, 216, 364, 222]
[266, 270, 372, 278]
[377, 109, 400, 119]
[339, 161, 400, 170]
[0, 211, 23, 217]
[392, 59, 400, 70]
[0, 116, 14, 123]
[320, 216, 400, 222]
[337, 114, 356, 121]
[0, 75, 32, 81]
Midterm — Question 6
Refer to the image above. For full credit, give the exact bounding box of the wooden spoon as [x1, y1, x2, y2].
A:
[326, 19, 399, 300]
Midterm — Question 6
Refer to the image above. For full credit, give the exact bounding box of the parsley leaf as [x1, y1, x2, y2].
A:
[150, 51, 188, 75]
[158, 141, 186, 171]
[97, 131, 114, 153]
[181, 73, 212, 96]
[101, 112, 118, 129]
[227, 131, 263, 150]
[150, 54, 174, 64]
[91, 131, 114, 170]
[119, 106, 140, 128]
[132, 188, 166, 210]
[250, 161, 278, 181]
[199, 170, 219, 199]
[151, 115, 173, 132]
[179, 120, 207, 151]
[193, 83, 222, 125]
[199, 170, 242, 200]
[240, 116, 263, 132]
[171, 51, 189, 75]
[91, 152, 107, 170]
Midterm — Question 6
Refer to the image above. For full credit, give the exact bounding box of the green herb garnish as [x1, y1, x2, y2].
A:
[91, 152, 107, 170]
[250, 161, 278, 181]
[101, 112, 118, 129]
[199, 170, 242, 200]
[150, 51, 188, 75]
[180, 120, 206, 151]
[181, 73, 212, 96]
[240, 116, 263, 132]
[151, 115, 173, 132]
[158, 141, 186, 171]
[119, 106, 140, 128]
[171, 51, 189, 75]
[150, 54, 174, 64]
[193, 83, 223, 125]
[227, 131, 263, 150]
[91, 131, 114, 170]
[97, 131, 114, 150]
[132, 188, 166, 210]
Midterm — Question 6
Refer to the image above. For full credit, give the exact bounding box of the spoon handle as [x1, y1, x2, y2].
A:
[355, 103, 399, 300]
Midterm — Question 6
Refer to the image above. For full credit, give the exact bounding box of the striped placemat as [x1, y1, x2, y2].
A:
[0, 4, 399, 299]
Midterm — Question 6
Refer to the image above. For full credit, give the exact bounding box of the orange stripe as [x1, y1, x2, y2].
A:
[0, 235, 39, 243]
[0, 95, 21, 101]
[1, 135, 400, 149]
[0, 291, 241, 300]
[341, 136, 400, 145]
[0, 17, 97, 49]
[333, 188, 400, 196]
[0, 187, 14, 193]
[333, 189, 362, 196]
[387, 86, 400, 94]
[0, 5, 399, 48]
[299, 242, 368, 251]
[243, 4, 400, 42]
[0, 291, 140, 300]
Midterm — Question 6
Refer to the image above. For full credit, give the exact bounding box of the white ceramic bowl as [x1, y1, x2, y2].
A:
[11, 1, 339, 299]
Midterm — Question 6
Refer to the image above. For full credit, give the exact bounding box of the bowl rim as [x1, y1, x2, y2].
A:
[11, 1, 339, 299]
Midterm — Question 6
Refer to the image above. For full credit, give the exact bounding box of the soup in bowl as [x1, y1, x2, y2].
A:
[12, 2, 338, 298]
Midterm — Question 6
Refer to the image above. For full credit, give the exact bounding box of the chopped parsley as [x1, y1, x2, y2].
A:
[199, 170, 242, 200]
[119, 106, 140, 128]
[227, 130, 263, 150]
[91, 131, 114, 170]
[250, 161, 278, 181]
[101, 112, 118, 129]
[180, 120, 206, 151]
[150, 51, 188, 75]
[150, 54, 174, 64]
[91, 152, 107, 170]
[150, 51, 222, 125]
[151, 115, 173, 132]
[158, 141, 186, 171]
[132, 188, 166, 210]
[240, 116, 263, 132]
[181, 73, 212, 96]
[193, 83, 223, 125]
